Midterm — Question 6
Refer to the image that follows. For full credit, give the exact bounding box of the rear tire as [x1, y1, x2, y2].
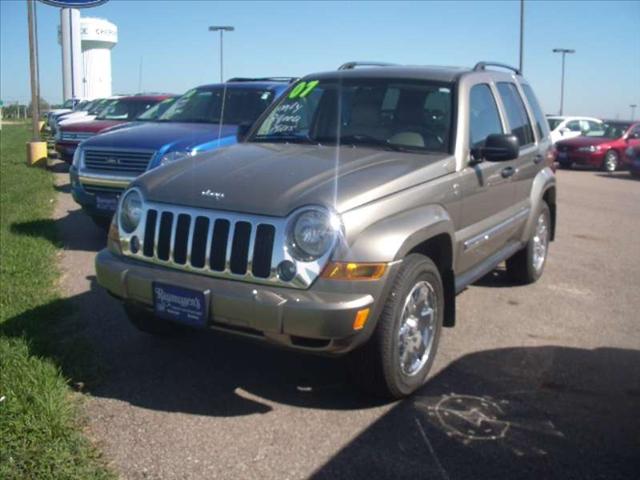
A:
[602, 150, 619, 172]
[347, 254, 443, 398]
[506, 202, 551, 284]
[124, 303, 192, 337]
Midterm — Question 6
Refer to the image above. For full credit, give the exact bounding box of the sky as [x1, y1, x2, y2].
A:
[1, 0, 639, 119]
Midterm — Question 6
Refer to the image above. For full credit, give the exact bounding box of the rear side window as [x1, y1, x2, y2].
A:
[469, 84, 503, 148]
[497, 82, 534, 146]
[521, 83, 547, 140]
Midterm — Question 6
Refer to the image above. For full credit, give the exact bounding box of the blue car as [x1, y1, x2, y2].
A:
[69, 78, 293, 227]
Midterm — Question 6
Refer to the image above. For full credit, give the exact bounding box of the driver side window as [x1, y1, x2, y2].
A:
[566, 120, 581, 132]
[469, 84, 503, 149]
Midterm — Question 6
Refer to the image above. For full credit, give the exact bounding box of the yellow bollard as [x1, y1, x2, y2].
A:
[26, 141, 47, 167]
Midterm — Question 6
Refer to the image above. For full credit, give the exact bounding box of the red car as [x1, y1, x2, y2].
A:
[555, 121, 640, 172]
[55, 94, 173, 162]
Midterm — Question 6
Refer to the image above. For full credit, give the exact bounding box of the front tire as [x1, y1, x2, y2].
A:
[506, 202, 551, 284]
[348, 254, 443, 398]
[602, 150, 619, 172]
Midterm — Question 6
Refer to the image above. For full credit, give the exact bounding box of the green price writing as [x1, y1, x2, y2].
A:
[288, 80, 319, 99]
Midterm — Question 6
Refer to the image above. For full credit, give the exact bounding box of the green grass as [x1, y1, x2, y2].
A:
[0, 124, 113, 480]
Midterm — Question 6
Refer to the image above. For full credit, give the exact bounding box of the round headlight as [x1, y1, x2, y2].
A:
[119, 189, 143, 233]
[288, 208, 339, 261]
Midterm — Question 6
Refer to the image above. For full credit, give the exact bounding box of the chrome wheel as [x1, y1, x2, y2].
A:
[397, 281, 437, 376]
[532, 212, 549, 273]
[604, 151, 618, 172]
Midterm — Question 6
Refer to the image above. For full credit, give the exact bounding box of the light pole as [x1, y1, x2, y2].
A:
[208, 26, 234, 82]
[519, 0, 524, 73]
[552, 48, 575, 115]
[630, 104, 637, 121]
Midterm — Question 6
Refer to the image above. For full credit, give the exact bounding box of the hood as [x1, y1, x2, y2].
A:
[62, 119, 123, 133]
[134, 143, 453, 217]
[81, 122, 239, 152]
[556, 136, 616, 148]
[59, 114, 97, 126]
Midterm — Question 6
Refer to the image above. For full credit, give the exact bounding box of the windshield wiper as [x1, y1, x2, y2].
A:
[319, 134, 418, 153]
[251, 134, 317, 144]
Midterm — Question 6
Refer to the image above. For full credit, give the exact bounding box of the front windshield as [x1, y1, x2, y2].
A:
[87, 99, 106, 115]
[136, 97, 177, 121]
[547, 118, 562, 130]
[62, 99, 75, 109]
[158, 87, 275, 124]
[251, 78, 453, 153]
[589, 123, 630, 139]
[76, 100, 89, 111]
[97, 99, 159, 120]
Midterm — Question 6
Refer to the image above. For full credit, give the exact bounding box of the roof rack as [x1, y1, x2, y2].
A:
[226, 77, 298, 83]
[473, 61, 521, 75]
[338, 61, 397, 70]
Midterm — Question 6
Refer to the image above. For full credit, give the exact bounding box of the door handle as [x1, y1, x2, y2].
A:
[501, 166, 516, 178]
[533, 154, 544, 164]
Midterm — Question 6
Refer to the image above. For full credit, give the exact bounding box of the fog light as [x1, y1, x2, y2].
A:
[130, 235, 140, 254]
[277, 260, 297, 281]
[353, 308, 370, 331]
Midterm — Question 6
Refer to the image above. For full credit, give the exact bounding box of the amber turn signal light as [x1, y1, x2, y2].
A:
[321, 262, 387, 280]
[108, 220, 122, 254]
[353, 308, 370, 330]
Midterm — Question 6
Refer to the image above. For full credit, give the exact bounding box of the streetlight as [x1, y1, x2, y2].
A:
[208, 25, 234, 82]
[630, 104, 637, 121]
[552, 48, 575, 116]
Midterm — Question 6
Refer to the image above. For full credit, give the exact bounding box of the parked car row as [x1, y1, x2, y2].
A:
[546, 114, 640, 173]
[73, 61, 559, 398]
[67, 78, 293, 227]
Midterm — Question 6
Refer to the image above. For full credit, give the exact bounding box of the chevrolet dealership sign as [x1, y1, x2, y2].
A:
[39, 0, 108, 8]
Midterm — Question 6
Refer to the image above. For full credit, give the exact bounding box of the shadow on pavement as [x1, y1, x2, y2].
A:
[311, 346, 640, 480]
[595, 172, 639, 182]
[11, 209, 107, 252]
[48, 161, 70, 174]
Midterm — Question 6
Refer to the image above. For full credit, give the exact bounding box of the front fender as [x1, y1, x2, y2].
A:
[521, 166, 556, 242]
[335, 204, 455, 263]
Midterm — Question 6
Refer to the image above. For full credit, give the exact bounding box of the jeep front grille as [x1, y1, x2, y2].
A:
[83, 148, 155, 174]
[139, 207, 277, 280]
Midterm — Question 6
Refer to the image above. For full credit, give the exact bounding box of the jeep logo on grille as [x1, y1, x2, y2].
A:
[105, 157, 119, 165]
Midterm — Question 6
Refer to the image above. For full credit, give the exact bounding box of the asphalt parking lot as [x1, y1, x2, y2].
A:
[48, 165, 639, 480]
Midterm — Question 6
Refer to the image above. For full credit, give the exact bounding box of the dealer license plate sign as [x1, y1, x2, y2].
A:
[96, 194, 119, 212]
[153, 282, 207, 327]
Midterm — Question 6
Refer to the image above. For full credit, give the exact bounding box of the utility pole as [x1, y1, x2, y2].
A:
[631, 104, 637, 121]
[27, 0, 40, 140]
[552, 48, 575, 115]
[208, 26, 234, 82]
[519, 0, 524, 73]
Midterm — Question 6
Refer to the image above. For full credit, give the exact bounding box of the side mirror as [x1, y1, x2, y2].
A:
[481, 134, 520, 162]
[559, 127, 569, 135]
[236, 123, 252, 142]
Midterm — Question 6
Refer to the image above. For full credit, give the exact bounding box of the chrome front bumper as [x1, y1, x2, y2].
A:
[78, 170, 137, 189]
